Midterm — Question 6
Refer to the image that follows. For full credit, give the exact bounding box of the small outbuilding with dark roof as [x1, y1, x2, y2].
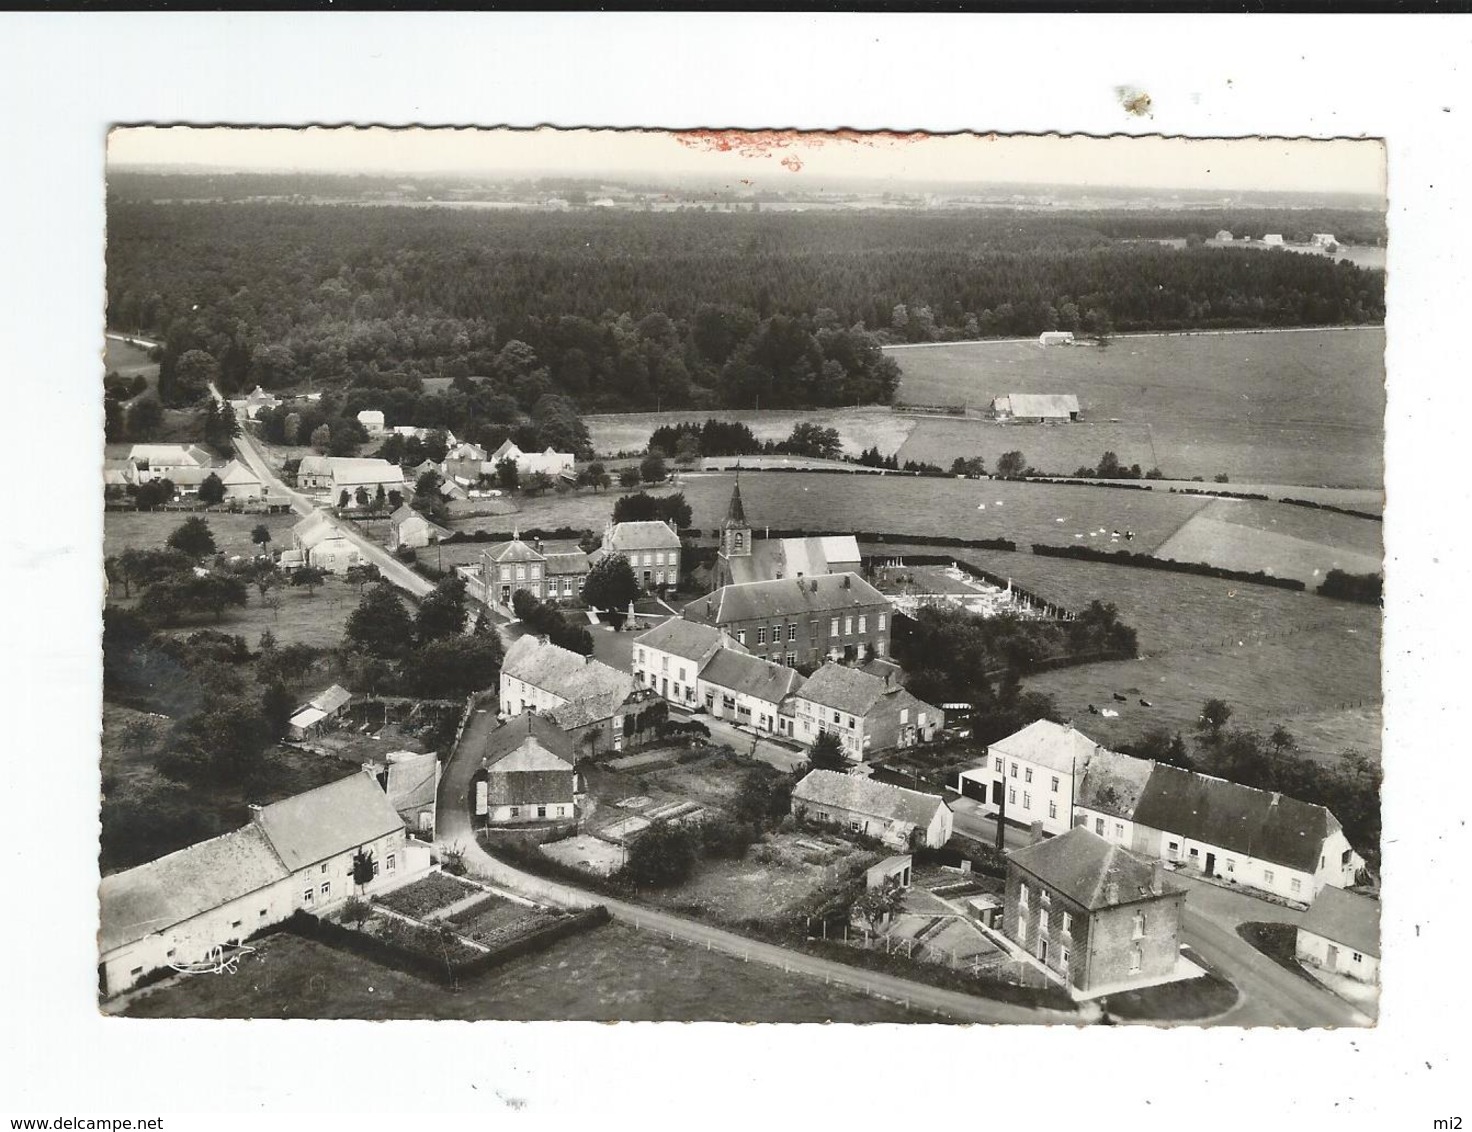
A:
[790, 769, 953, 850]
[1296, 887, 1380, 984]
[467, 712, 580, 825]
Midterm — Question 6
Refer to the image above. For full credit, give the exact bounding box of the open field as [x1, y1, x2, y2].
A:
[1152, 498, 1382, 585]
[890, 544, 1381, 763]
[1056, 478, 1382, 513]
[117, 922, 924, 1022]
[585, 406, 915, 460]
[888, 327, 1385, 488]
[110, 575, 359, 650]
[104, 336, 157, 381]
[104, 509, 299, 560]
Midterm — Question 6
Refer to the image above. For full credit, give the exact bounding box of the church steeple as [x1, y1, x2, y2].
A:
[719, 479, 751, 560]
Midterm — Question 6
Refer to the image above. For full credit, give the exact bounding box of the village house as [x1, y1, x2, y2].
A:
[212, 459, 265, 501]
[991, 393, 1081, 422]
[684, 572, 892, 666]
[1038, 331, 1075, 346]
[698, 648, 806, 737]
[286, 683, 353, 741]
[387, 505, 447, 551]
[1296, 887, 1380, 985]
[227, 386, 281, 421]
[594, 518, 683, 592]
[956, 719, 1103, 837]
[1071, 748, 1366, 903]
[481, 532, 551, 607]
[356, 409, 387, 434]
[98, 769, 417, 997]
[1215, 229, 1234, 242]
[126, 443, 214, 481]
[489, 438, 575, 479]
[1262, 233, 1285, 246]
[286, 513, 362, 575]
[633, 618, 742, 707]
[1310, 233, 1338, 248]
[711, 482, 862, 589]
[498, 634, 639, 753]
[787, 662, 943, 761]
[468, 712, 580, 826]
[790, 769, 953, 850]
[296, 456, 406, 500]
[372, 750, 439, 837]
[543, 550, 591, 601]
[1004, 825, 1187, 997]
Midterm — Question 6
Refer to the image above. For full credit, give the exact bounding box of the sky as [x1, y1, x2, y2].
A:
[107, 126, 1385, 197]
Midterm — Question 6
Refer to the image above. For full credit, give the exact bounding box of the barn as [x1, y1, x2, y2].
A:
[992, 394, 1081, 423]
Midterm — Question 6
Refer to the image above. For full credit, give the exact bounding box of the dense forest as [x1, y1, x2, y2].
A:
[107, 202, 1386, 418]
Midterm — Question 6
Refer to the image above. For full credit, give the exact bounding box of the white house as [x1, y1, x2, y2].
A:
[217, 459, 265, 501]
[126, 444, 214, 482]
[632, 618, 742, 707]
[1038, 331, 1075, 346]
[790, 769, 953, 850]
[1262, 233, 1285, 246]
[1296, 887, 1380, 984]
[1310, 233, 1338, 248]
[289, 513, 361, 575]
[957, 719, 1101, 836]
[228, 386, 281, 421]
[297, 456, 406, 500]
[991, 394, 1080, 422]
[387, 505, 446, 551]
[787, 662, 943, 761]
[697, 648, 806, 737]
[469, 712, 580, 826]
[357, 410, 387, 434]
[99, 770, 418, 997]
[498, 634, 635, 723]
[489, 439, 575, 479]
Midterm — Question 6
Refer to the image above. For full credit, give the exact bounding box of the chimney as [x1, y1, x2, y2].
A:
[585, 653, 594, 665]
[1151, 860, 1165, 895]
[1029, 820, 1044, 845]
[843, 575, 851, 588]
[1105, 881, 1120, 904]
[247, 803, 264, 825]
[1270, 792, 1281, 806]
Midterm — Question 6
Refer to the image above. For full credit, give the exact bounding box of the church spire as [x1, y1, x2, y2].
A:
[723, 479, 748, 527]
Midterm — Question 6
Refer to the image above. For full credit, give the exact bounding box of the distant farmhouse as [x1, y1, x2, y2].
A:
[712, 482, 862, 589]
[297, 456, 405, 501]
[991, 394, 1080, 423]
[387, 505, 449, 551]
[228, 386, 281, 421]
[1262, 233, 1285, 246]
[285, 513, 361, 575]
[98, 770, 424, 997]
[1310, 233, 1339, 248]
[356, 409, 387, 435]
[1038, 331, 1075, 346]
[1215, 230, 1234, 242]
[490, 439, 575, 480]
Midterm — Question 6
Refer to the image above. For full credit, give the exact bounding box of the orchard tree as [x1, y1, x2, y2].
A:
[583, 461, 610, 491]
[1196, 698, 1233, 744]
[251, 524, 273, 555]
[618, 467, 642, 489]
[310, 424, 332, 454]
[640, 452, 668, 484]
[354, 486, 370, 509]
[166, 516, 217, 559]
[291, 565, 327, 596]
[495, 457, 520, 493]
[996, 450, 1027, 478]
[345, 583, 414, 658]
[197, 472, 226, 506]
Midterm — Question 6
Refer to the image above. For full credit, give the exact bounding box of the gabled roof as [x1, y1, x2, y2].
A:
[543, 551, 589, 575]
[490, 439, 522, 461]
[485, 537, 546, 565]
[217, 460, 260, 486]
[251, 770, 404, 872]
[99, 825, 289, 954]
[447, 441, 488, 461]
[322, 458, 405, 486]
[547, 689, 635, 731]
[475, 711, 578, 772]
[990, 719, 1102, 775]
[605, 520, 682, 552]
[796, 662, 895, 717]
[390, 504, 426, 529]
[1009, 827, 1176, 911]
[382, 752, 438, 813]
[501, 635, 635, 705]
[995, 394, 1080, 418]
[690, 572, 888, 625]
[1074, 747, 1155, 819]
[1130, 764, 1342, 875]
[792, 769, 947, 830]
[723, 482, 748, 526]
[633, 618, 736, 664]
[699, 649, 805, 705]
[292, 513, 350, 549]
[1299, 887, 1379, 958]
[309, 684, 353, 715]
[127, 444, 213, 467]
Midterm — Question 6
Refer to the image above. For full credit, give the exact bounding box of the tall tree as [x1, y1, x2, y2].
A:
[583, 554, 640, 614]
[166, 516, 217, 558]
[345, 583, 414, 658]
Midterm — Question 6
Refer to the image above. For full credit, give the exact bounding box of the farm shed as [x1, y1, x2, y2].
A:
[991, 394, 1081, 423]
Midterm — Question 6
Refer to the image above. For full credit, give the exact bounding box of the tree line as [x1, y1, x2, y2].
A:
[107, 203, 1384, 417]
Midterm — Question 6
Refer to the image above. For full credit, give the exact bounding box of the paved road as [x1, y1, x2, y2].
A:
[435, 712, 1081, 1026]
[947, 797, 1036, 853]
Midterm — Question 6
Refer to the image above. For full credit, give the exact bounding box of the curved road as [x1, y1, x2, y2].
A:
[436, 707, 1081, 1026]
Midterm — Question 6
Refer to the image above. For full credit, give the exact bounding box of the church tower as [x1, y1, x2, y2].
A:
[716, 479, 751, 587]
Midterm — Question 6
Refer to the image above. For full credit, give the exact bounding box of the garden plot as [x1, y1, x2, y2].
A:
[540, 834, 626, 877]
[375, 872, 481, 920]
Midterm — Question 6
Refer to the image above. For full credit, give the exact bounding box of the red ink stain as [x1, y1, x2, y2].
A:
[673, 129, 928, 171]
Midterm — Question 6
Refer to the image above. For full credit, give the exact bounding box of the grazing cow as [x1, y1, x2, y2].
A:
[1139, 698, 1152, 708]
[1087, 704, 1099, 714]
[1112, 692, 1127, 703]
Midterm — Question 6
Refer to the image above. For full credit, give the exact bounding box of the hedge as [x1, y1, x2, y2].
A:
[437, 526, 591, 546]
[1280, 497, 1382, 522]
[1317, 569, 1383, 605]
[1030, 543, 1308, 592]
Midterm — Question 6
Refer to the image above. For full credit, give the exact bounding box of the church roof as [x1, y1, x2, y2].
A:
[723, 481, 748, 527]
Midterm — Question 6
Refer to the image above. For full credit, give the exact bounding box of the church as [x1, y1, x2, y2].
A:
[712, 481, 863, 589]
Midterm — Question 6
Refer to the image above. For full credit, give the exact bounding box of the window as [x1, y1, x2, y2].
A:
[643, 553, 652, 566]
[844, 616, 853, 635]
[830, 618, 839, 635]
[1051, 776, 1059, 793]
[1352, 952, 1363, 964]
[1010, 763, 1018, 778]
[320, 864, 327, 874]
[1048, 801, 1057, 820]
[1132, 912, 1145, 939]
[833, 710, 842, 724]
[900, 708, 909, 725]
[1115, 823, 1124, 838]
[537, 806, 547, 818]
[320, 882, 331, 899]
[1023, 792, 1031, 810]
[1018, 882, 1029, 908]
[878, 613, 887, 631]
[516, 564, 526, 581]
[510, 806, 520, 818]
[1017, 920, 1027, 946]
[1264, 870, 1275, 884]
[1009, 787, 1016, 805]
[1061, 946, 1070, 967]
[1024, 767, 1033, 783]
[303, 888, 314, 904]
[131, 966, 144, 978]
[1129, 947, 1142, 974]
[166, 949, 176, 959]
[1062, 912, 1072, 936]
[530, 564, 540, 578]
[661, 656, 669, 673]
[679, 666, 687, 682]
[387, 854, 396, 873]
[734, 533, 744, 551]
[846, 717, 854, 730]
[756, 627, 766, 645]
[654, 551, 664, 566]
[811, 620, 819, 639]
[1095, 818, 1105, 835]
[636, 648, 645, 664]
[994, 758, 1003, 772]
[1291, 877, 1302, 894]
[1168, 841, 1179, 856]
[259, 909, 267, 918]
[1039, 889, 1050, 908]
[231, 919, 242, 929]
[786, 653, 796, 666]
[858, 616, 867, 633]
[788, 623, 796, 642]
[738, 630, 747, 645]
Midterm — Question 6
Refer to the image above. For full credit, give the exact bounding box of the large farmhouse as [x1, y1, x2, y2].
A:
[787, 662, 943, 762]
[685, 572, 892, 666]
[991, 394, 1080, 422]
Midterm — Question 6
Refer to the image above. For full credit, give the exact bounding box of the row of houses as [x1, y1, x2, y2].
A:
[105, 444, 267, 501]
[99, 769, 429, 997]
[632, 618, 943, 757]
[956, 719, 1365, 903]
[497, 634, 648, 753]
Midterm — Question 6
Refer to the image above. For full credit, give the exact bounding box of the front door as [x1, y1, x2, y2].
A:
[1205, 851, 1216, 876]
[991, 780, 1004, 806]
[661, 677, 668, 697]
[500, 585, 511, 604]
[1039, 939, 1049, 964]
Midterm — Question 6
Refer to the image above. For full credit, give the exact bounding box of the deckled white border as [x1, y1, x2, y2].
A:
[1, 11, 1465, 1129]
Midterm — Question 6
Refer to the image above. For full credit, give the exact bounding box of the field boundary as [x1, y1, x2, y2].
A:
[1031, 542, 1308, 593]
